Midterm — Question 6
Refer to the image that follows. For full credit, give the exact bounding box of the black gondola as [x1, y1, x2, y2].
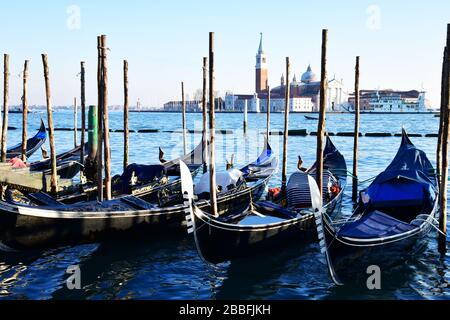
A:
[0, 139, 276, 249]
[6, 119, 46, 159]
[29, 144, 87, 179]
[185, 136, 347, 264]
[110, 138, 208, 200]
[304, 115, 318, 120]
[320, 129, 438, 284]
[55, 139, 207, 204]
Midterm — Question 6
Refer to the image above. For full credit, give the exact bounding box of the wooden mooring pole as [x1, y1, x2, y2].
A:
[73, 97, 78, 148]
[101, 35, 111, 201]
[281, 57, 290, 191]
[202, 57, 208, 174]
[1, 54, 9, 163]
[243, 100, 248, 134]
[21, 60, 29, 162]
[123, 60, 129, 171]
[439, 24, 450, 254]
[352, 56, 360, 202]
[266, 80, 270, 140]
[182, 81, 187, 155]
[41, 54, 58, 194]
[316, 29, 328, 197]
[438, 49, 446, 188]
[208, 32, 218, 217]
[80, 61, 86, 167]
[97, 36, 104, 202]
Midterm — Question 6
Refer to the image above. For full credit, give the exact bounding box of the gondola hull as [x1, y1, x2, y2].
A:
[190, 188, 344, 264]
[323, 217, 434, 282]
[192, 210, 316, 264]
[53, 161, 84, 180]
[0, 202, 188, 249]
[187, 135, 347, 264]
[320, 129, 438, 284]
[0, 161, 274, 249]
[6, 120, 46, 159]
[30, 144, 87, 179]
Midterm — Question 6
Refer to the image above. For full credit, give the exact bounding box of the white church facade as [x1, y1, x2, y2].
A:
[224, 34, 348, 112]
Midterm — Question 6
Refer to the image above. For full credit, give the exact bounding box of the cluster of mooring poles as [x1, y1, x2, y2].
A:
[0, 34, 126, 203]
[1, 26, 448, 254]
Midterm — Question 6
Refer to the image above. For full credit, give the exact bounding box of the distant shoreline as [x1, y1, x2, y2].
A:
[5, 110, 438, 115]
[129, 110, 439, 115]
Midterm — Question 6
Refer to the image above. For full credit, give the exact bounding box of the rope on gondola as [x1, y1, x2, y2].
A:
[412, 216, 447, 237]
[345, 171, 377, 185]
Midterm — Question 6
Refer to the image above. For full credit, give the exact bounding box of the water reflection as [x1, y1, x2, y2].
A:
[0, 112, 447, 299]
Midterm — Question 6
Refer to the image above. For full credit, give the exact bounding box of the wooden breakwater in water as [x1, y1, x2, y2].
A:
[33, 127, 441, 137]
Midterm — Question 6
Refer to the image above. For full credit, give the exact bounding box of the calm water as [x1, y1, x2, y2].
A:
[1, 111, 449, 300]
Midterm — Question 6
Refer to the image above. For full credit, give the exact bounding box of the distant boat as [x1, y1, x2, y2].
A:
[304, 115, 318, 120]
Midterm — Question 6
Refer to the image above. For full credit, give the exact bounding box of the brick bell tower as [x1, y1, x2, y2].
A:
[255, 33, 268, 95]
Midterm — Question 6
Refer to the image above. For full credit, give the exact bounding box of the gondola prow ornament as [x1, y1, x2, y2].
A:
[180, 160, 195, 234]
[311, 172, 343, 286]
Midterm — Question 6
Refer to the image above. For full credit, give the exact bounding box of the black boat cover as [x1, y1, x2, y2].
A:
[120, 164, 167, 194]
[308, 135, 347, 180]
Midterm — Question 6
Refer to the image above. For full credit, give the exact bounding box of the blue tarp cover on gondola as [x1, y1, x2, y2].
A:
[336, 130, 437, 240]
[369, 131, 436, 187]
[365, 130, 437, 207]
[339, 210, 415, 239]
[367, 176, 433, 207]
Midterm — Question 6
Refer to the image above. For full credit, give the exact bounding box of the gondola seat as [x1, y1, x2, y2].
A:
[338, 210, 415, 239]
[255, 201, 298, 219]
[286, 170, 337, 208]
[238, 214, 287, 226]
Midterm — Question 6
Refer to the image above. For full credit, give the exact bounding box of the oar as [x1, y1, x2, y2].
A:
[307, 174, 343, 286]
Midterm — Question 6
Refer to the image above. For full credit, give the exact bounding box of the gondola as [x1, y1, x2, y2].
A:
[0, 139, 276, 249]
[6, 119, 46, 159]
[29, 144, 87, 179]
[304, 115, 318, 120]
[320, 129, 438, 284]
[185, 136, 347, 264]
[55, 139, 207, 204]
[112, 138, 207, 200]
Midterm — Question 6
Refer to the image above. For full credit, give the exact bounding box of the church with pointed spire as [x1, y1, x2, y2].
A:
[255, 33, 268, 95]
[224, 34, 348, 112]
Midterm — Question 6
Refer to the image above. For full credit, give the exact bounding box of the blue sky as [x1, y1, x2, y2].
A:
[0, 0, 449, 108]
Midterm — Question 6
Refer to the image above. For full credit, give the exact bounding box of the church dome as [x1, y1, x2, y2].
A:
[301, 65, 317, 83]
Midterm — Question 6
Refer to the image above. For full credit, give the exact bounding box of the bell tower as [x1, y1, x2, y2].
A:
[255, 33, 268, 94]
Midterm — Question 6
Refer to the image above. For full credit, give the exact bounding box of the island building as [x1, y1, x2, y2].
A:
[224, 33, 348, 112]
[347, 90, 429, 112]
[163, 97, 224, 112]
